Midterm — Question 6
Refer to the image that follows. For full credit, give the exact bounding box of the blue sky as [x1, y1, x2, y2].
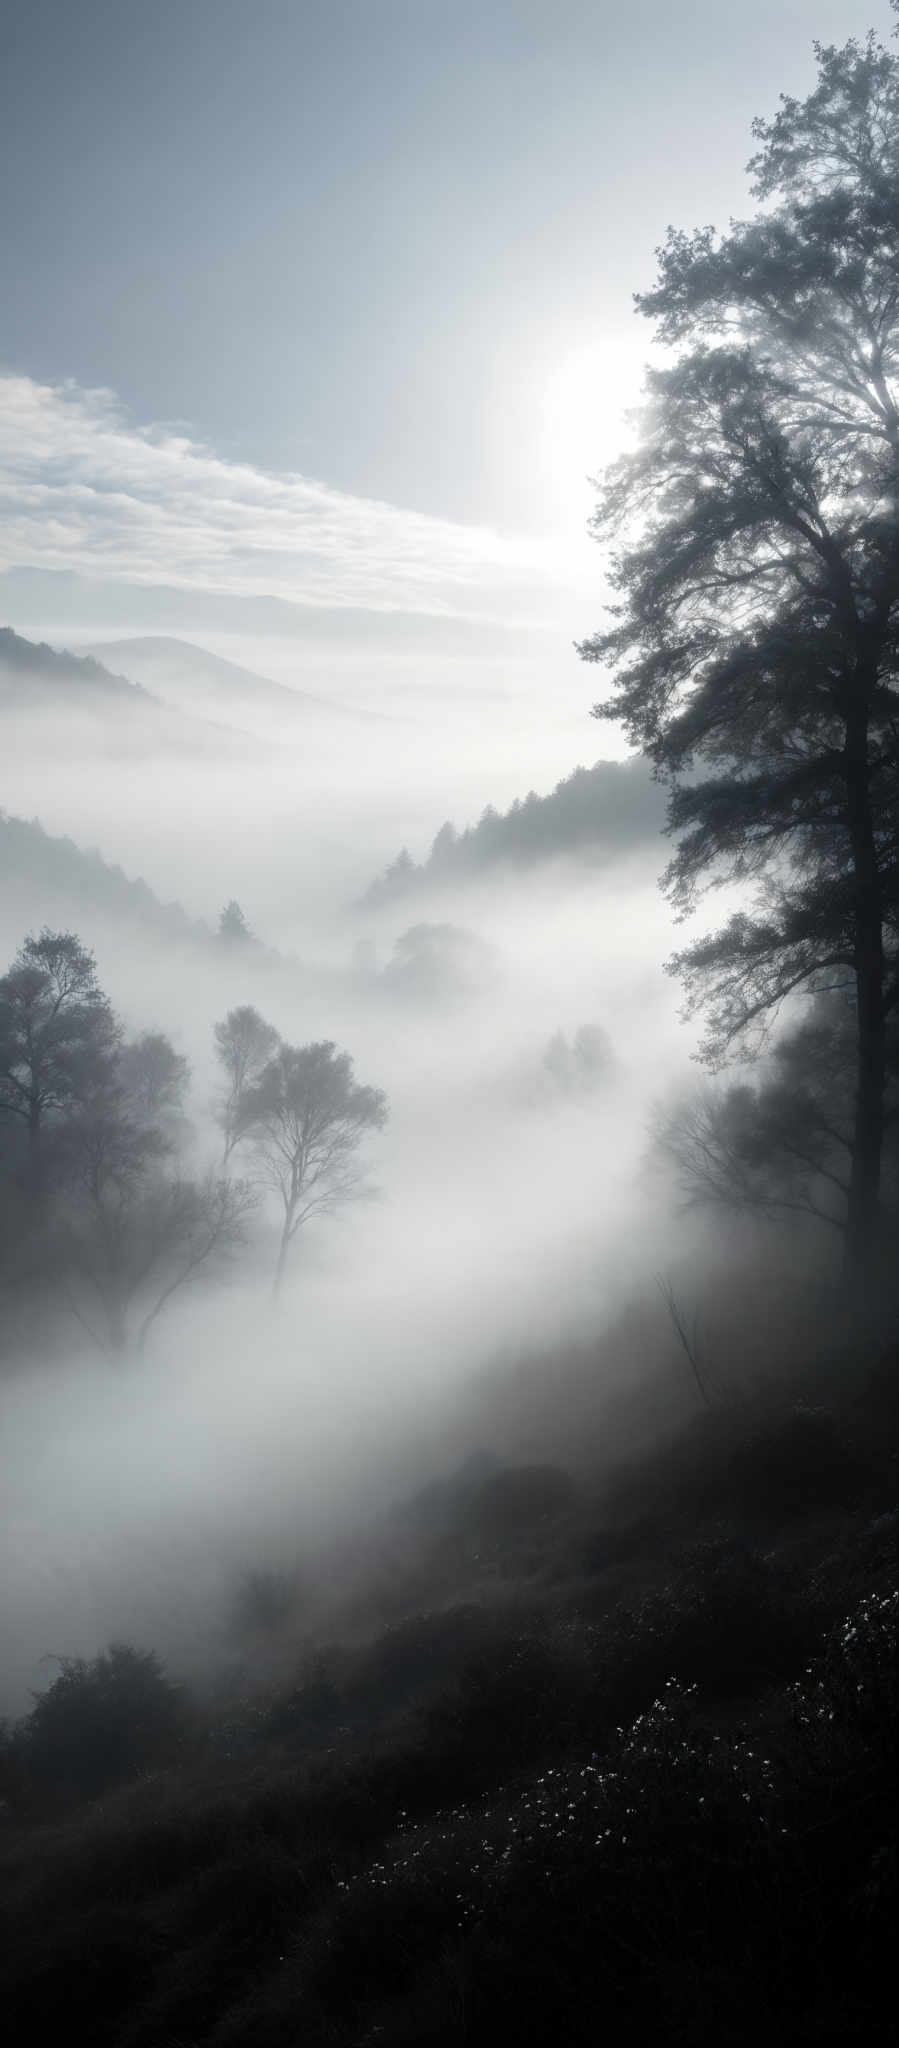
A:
[1, 0, 893, 629]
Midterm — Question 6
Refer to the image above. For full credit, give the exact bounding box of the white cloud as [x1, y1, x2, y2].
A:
[0, 374, 593, 624]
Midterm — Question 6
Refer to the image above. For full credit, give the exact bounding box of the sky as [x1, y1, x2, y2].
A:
[1, 0, 893, 643]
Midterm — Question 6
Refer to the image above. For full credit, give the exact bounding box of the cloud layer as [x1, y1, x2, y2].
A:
[0, 374, 591, 625]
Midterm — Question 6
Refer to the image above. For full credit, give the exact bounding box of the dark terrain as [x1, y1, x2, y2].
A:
[2, 1342, 897, 2046]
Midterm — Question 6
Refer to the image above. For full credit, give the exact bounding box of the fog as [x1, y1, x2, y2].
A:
[1, 620, 714, 1713]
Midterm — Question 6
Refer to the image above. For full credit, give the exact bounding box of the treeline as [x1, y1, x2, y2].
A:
[1, 811, 284, 964]
[363, 758, 663, 905]
[0, 931, 386, 1355]
[0, 625, 151, 703]
[0, 810, 210, 944]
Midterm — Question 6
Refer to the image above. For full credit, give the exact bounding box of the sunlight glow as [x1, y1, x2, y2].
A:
[540, 336, 647, 534]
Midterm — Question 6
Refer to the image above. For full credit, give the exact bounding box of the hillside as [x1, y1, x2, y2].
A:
[363, 757, 666, 904]
[0, 626, 155, 706]
[85, 636, 378, 728]
[0, 627, 266, 757]
[1, 1353, 896, 2047]
[0, 810, 212, 945]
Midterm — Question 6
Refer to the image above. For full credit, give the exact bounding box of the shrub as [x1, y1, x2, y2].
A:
[23, 1642, 186, 1803]
[421, 1628, 587, 1782]
[725, 1405, 866, 1522]
[342, 1606, 494, 1726]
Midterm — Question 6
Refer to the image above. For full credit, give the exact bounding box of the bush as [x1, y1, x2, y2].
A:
[421, 1628, 587, 1781]
[343, 1606, 494, 1726]
[23, 1642, 186, 1803]
[725, 1405, 866, 1522]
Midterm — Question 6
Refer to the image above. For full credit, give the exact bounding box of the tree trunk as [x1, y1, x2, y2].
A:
[26, 1094, 43, 1199]
[273, 1221, 291, 1298]
[107, 1301, 130, 1355]
[844, 694, 886, 1284]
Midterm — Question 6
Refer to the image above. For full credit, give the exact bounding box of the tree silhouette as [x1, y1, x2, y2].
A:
[213, 1005, 280, 1163]
[0, 929, 257, 1355]
[0, 931, 118, 1190]
[655, 993, 899, 1243]
[236, 1040, 387, 1295]
[580, 23, 899, 1279]
[58, 1033, 255, 1356]
[218, 900, 253, 943]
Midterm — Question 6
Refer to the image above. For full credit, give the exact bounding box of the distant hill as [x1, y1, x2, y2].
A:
[0, 626, 266, 756]
[0, 809, 211, 945]
[0, 626, 155, 706]
[362, 758, 666, 905]
[84, 636, 380, 728]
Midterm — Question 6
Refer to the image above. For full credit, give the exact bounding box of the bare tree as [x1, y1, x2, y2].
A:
[236, 1040, 387, 1295]
[62, 1147, 256, 1358]
[650, 994, 891, 1241]
[213, 1006, 280, 1164]
[655, 1275, 714, 1411]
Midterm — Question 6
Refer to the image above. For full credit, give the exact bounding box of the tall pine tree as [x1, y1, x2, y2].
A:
[581, 18, 899, 1278]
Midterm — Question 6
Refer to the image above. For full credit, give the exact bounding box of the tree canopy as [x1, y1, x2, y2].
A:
[0, 929, 254, 1357]
[235, 1040, 387, 1294]
[0, 931, 119, 1184]
[213, 1004, 280, 1163]
[580, 18, 899, 1276]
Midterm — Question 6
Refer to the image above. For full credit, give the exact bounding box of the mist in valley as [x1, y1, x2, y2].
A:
[3, 8, 898, 2043]
[0, 612, 702, 1714]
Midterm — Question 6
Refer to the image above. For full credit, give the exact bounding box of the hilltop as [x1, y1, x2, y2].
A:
[0, 626, 155, 705]
[0, 627, 266, 756]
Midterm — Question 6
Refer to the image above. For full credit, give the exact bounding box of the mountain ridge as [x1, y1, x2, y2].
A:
[0, 625, 269, 756]
[83, 635, 364, 724]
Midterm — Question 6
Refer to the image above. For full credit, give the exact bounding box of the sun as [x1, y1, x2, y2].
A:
[540, 336, 646, 532]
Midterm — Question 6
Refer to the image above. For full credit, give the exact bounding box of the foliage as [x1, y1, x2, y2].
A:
[580, 24, 899, 1272]
[234, 1039, 387, 1292]
[0, 930, 119, 1167]
[213, 1005, 280, 1163]
[218, 900, 254, 943]
[0, 624, 152, 704]
[1, 1406, 896, 2046]
[380, 922, 496, 1005]
[363, 758, 663, 904]
[21, 1643, 186, 1804]
[655, 992, 899, 1239]
[0, 928, 256, 1353]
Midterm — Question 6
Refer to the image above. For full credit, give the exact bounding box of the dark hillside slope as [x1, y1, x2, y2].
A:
[363, 756, 666, 905]
[1, 1358, 896, 2048]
